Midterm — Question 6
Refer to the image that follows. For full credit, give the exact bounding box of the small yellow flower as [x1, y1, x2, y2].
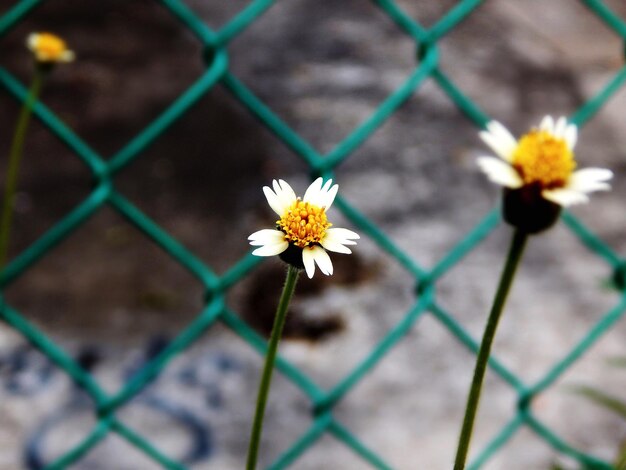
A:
[478, 116, 612, 206]
[27, 32, 75, 64]
[249, 178, 360, 278]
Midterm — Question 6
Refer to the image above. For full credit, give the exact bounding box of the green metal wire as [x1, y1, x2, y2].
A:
[0, 0, 624, 468]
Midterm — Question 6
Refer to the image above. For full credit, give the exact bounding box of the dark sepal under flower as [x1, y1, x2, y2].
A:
[502, 185, 561, 234]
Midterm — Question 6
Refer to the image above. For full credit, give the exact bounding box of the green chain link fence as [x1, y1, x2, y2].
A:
[0, 0, 625, 468]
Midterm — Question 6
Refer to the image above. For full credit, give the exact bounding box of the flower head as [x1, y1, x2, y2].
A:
[249, 178, 359, 278]
[478, 116, 612, 205]
[27, 32, 75, 64]
[477, 116, 613, 232]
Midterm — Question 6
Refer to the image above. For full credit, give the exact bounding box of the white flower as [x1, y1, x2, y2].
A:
[249, 178, 360, 278]
[27, 32, 75, 63]
[477, 116, 612, 206]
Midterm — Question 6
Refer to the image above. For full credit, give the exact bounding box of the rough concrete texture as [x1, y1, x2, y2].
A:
[0, 1, 625, 469]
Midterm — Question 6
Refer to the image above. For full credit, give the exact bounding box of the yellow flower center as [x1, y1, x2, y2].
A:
[512, 130, 576, 188]
[278, 199, 331, 248]
[32, 33, 69, 61]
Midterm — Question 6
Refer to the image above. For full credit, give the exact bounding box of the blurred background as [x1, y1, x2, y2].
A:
[0, 0, 625, 468]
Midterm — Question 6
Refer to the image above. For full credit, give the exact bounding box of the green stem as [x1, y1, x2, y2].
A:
[453, 229, 528, 470]
[246, 264, 300, 470]
[0, 66, 45, 270]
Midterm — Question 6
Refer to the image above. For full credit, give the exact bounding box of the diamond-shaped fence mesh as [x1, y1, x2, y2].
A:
[0, 0, 625, 469]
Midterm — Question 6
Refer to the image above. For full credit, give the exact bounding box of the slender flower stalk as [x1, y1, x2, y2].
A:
[453, 116, 614, 468]
[246, 265, 300, 470]
[245, 177, 358, 468]
[453, 229, 528, 470]
[0, 68, 45, 269]
[0, 32, 74, 271]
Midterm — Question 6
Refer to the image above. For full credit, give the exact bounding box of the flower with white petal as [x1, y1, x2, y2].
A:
[478, 116, 613, 234]
[477, 116, 613, 232]
[27, 32, 75, 64]
[249, 178, 360, 278]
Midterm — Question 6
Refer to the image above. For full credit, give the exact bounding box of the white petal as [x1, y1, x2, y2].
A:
[320, 228, 361, 253]
[320, 230, 353, 253]
[542, 188, 589, 206]
[563, 124, 577, 149]
[320, 239, 351, 254]
[487, 121, 518, 153]
[26, 33, 39, 51]
[263, 182, 293, 217]
[262, 186, 283, 216]
[567, 168, 613, 193]
[60, 50, 75, 62]
[553, 117, 568, 139]
[477, 157, 523, 188]
[248, 229, 285, 245]
[272, 179, 296, 210]
[303, 178, 323, 205]
[328, 227, 360, 239]
[251, 241, 289, 256]
[540, 116, 555, 133]
[302, 247, 316, 278]
[310, 246, 333, 276]
[319, 181, 338, 209]
[479, 121, 517, 162]
[572, 167, 613, 182]
[249, 229, 288, 256]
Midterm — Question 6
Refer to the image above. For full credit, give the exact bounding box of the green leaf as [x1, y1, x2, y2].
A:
[615, 441, 626, 470]
[606, 356, 626, 368]
[568, 385, 626, 421]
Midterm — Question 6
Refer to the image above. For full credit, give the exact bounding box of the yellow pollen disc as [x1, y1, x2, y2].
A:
[278, 199, 331, 248]
[512, 130, 576, 188]
[32, 33, 69, 61]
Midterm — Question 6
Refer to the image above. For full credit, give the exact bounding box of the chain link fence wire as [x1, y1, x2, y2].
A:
[0, 0, 625, 468]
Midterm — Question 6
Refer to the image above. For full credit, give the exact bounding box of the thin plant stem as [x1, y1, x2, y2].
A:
[246, 264, 300, 470]
[453, 229, 528, 470]
[0, 66, 45, 270]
